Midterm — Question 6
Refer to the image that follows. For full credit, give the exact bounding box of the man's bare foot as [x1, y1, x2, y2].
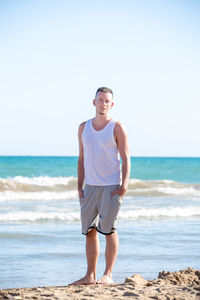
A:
[97, 274, 114, 284]
[69, 275, 96, 286]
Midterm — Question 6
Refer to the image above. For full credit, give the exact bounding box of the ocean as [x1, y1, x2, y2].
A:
[0, 156, 200, 289]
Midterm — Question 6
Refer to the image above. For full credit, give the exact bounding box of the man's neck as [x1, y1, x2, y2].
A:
[94, 113, 111, 124]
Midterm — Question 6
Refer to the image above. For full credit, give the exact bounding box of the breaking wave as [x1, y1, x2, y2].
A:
[1, 176, 200, 200]
[1, 206, 200, 223]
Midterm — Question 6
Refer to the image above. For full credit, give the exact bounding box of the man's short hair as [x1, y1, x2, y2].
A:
[95, 87, 113, 98]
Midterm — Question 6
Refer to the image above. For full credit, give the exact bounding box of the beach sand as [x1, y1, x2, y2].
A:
[1, 267, 200, 300]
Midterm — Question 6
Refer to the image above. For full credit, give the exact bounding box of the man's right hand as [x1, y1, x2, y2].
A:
[78, 188, 84, 199]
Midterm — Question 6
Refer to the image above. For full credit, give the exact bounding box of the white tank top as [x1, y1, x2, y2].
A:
[82, 118, 121, 186]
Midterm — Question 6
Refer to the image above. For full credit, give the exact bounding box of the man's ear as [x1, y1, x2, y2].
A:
[110, 101, 114, 109]
[93, 98, 96, 106]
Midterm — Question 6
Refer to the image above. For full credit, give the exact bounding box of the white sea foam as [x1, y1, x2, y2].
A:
[0, 211, 80, 222]
[152, 186, 200, 197]
[13, 176, 75, 186]
[127, 178, 200, 198]
[0, 190, 78, 202]
[0, 176, 77, 192]
[1, 206, 200, 223]
[127, 186, 200, 197]
[0, 176, 200, 198]
[119, 206, 200, 219]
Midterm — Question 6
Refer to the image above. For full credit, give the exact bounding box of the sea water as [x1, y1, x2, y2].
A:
[0, 156, 200, 289]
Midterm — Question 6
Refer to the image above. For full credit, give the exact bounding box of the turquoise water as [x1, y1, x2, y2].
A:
[1, 156, 200, 182]
[0, 156, 200, 289]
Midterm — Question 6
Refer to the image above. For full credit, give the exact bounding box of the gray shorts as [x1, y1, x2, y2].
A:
[79, 184, 123, 235]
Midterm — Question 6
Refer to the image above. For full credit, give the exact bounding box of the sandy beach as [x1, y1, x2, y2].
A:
[1, 267, 200, 300]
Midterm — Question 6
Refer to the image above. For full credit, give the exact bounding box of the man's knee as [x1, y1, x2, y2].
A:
[105, 230, 118, 240]
[87, 228, 98, 238]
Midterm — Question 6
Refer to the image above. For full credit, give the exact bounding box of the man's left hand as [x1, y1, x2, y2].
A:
[110, 185, 127, 198]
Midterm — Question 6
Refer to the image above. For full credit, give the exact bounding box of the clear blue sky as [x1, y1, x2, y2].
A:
[0, 0, 199, 156]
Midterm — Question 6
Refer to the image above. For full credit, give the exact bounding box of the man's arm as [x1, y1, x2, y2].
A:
[77, 122, 86, 199]
[111, 121, 131, 197]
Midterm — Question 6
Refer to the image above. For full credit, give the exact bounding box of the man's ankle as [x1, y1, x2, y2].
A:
[86, 271, 96, 279]
[103, 271, 112, 277]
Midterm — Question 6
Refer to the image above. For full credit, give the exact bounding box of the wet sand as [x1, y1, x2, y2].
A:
[1, 267, 200, 300]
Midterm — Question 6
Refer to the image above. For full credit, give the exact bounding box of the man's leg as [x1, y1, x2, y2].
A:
[69, 228, 99, 285]
[99, 230, 119, 284]
[86, 228, 99, 279]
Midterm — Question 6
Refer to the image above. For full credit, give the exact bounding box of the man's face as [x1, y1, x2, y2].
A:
[93, 92, 114, 115]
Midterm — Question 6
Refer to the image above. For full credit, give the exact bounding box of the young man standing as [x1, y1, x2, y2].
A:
[71, 87, 130, 285]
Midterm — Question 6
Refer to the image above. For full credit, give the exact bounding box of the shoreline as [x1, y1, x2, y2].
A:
[1, 267, 200, 300]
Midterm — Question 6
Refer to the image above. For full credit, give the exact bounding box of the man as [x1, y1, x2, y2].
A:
[71, 87, 130, 285]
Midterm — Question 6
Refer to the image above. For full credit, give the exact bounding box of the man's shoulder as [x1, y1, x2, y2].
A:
[114, 120, 123, 127]
[78, 119, 90, 132]
[79, 121, 87, 127]
[114, 120, 125, 130]
[114, 120, 127, 135]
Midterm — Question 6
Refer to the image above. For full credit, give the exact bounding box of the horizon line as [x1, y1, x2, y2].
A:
[0, 155, 200, 158]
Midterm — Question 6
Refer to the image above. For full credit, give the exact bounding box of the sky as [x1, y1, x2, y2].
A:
[0, 0, 200, 157]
